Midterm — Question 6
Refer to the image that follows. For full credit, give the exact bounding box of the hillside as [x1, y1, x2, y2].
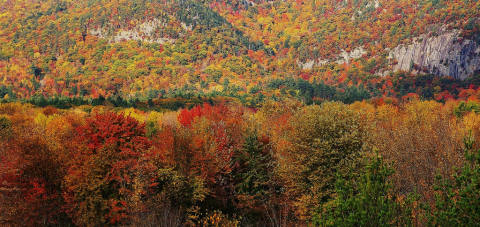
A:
[3, 1, 480, 226]
[0, 0, 479, 106]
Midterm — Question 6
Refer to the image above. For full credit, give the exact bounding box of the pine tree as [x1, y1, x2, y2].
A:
[314, 155, 412, 226]
[429, 135, 480, 226]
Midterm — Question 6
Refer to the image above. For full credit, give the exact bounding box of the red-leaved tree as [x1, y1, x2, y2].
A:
[63, 112, 151, 226]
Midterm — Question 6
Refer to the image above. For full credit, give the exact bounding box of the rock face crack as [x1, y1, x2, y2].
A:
[389, 30, 480, 80]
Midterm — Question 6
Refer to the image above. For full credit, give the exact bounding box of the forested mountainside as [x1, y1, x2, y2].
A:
[3, 1, 480, 226]
[0, 0, 479, 107]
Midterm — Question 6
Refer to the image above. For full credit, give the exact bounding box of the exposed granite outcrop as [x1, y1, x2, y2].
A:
[89, 19, 176, 44]
[336, 47, 367, 64]
[389, 30, 480, 80]
[296, 46, 367, 70]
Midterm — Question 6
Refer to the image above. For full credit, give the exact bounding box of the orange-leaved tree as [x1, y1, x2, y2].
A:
[63, 112, 151, 226]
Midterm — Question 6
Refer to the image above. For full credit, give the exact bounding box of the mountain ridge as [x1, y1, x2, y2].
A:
[0, 0, 479, 105]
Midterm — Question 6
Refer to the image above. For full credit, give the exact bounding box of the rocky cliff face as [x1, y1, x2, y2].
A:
[296, 46, 367, 70]
[89, 19, 177, 44]
[389, 30, 480, 80]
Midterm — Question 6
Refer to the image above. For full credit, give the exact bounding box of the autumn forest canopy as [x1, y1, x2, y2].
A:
[1, 0, 480, 226]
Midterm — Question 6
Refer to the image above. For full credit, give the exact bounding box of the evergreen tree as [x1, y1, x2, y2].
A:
[428, 135, 480, 226]
[313, 155, 412, 226]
